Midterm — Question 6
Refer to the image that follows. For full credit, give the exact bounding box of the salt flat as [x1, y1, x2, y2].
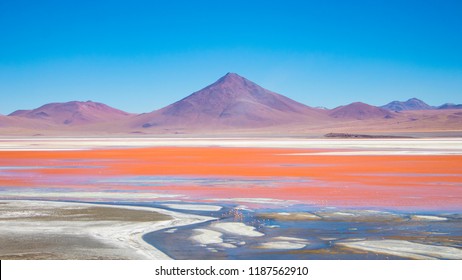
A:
[211, 222, 264, 237]
[163, 203, 222, 211]
[1, 137, 461, 155]
[0, 200, 213, 260]
[258, 237, 309, 250]
[338, 239, 462, 260]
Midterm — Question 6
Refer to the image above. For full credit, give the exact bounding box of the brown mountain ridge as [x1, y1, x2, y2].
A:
[330, 102, 395, 120]
[9, 101, 134, 125]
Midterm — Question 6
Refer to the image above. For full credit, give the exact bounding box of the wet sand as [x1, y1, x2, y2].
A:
[0, 200, 213, 260]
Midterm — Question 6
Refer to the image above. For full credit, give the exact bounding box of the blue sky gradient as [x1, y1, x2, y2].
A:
[1, 0, 461, 114]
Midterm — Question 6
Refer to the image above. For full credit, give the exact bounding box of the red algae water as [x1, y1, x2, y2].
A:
[1, 146, 461, 211]
[1, 144, 462, 259]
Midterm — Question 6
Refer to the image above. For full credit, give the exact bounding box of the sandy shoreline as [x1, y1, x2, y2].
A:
[0, 199, 214, 260]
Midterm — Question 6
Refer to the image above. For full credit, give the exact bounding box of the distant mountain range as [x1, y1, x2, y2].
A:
[437, 103, 462, 110]
[330, 102, 394, 120]
[1, 73, 461, 135]
[380, 98, 462, 111]
[380, 98, 434, 111]
[9, 101, 133, 125]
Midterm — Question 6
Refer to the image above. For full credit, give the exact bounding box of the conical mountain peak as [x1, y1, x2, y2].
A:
[134, 73, 322, 129]
[222, 72, 241, 79]
[208, 72, 255, 90]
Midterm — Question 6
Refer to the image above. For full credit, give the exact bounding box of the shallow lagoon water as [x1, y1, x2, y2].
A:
[141, 203, 462, 259]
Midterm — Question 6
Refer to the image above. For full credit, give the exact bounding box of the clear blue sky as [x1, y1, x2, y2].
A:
[1, 0, 461, 114]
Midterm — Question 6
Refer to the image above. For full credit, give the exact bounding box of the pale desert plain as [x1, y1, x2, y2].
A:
[1, 137, 461, 260]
